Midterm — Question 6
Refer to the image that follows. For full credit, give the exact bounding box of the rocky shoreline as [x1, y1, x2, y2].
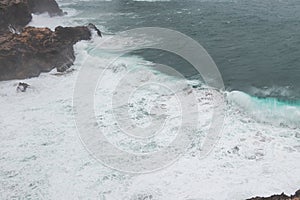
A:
[0, 0, 100, 81]
[247, 190, 300, 200]
[0, 0, 298, 199]
[0, 25, 99, 80]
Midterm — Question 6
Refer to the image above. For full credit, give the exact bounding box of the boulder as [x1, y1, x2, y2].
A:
[17, 82, 30, 92]
[0, 25, 94, 81]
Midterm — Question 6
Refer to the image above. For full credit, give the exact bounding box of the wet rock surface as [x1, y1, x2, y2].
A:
[0, 26, 93, 81]
[0, 0, 101, 81]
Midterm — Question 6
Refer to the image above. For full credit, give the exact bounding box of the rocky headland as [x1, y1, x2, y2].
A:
[0, 26, 94, 80]
[0, 0, 99, 81]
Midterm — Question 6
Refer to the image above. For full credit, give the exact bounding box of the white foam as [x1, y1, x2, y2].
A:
[1, 2, 300, 200]
[227, 90, 300, 128]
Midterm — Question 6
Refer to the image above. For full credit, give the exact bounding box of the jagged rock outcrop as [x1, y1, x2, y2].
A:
[247, 189, 300, 200]
[28, 0, 64, 16]
[0, 0, 101, 81]
[0, 25, 93, 80]
[0, 0, 32, 33]
[0, 0, 64, 33]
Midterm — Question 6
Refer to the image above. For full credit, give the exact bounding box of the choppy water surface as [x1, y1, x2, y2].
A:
[0, 0, 299, 199]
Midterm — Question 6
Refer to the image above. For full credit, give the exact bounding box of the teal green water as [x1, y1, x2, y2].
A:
[254, 96, 300, 108]
[61, 0, 300, 101]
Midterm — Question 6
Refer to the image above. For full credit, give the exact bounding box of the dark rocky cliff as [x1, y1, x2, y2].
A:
[0, 0, 32, 33]
[0, 0, 100, 81]
[0, 0, 64, 33]
[0, 26, 92, 80]
[28, 0, 64, 16]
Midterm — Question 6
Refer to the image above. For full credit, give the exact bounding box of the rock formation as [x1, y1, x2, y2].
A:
[17, 82, 30, 92]
[0, 0, 32, 33]
[247, 189, 300, 200]
[0, 25, 93, 81]
[28, 0, 64, 16]
[0, 0, 64, 33]
[0, 0, 101, 81]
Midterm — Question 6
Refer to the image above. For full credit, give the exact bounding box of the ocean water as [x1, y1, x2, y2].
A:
[0, 0, 300, 199]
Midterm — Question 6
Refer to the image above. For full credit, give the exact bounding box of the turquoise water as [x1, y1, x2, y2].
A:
[227, 90, 300, 128]
[56, 0, 300, 127]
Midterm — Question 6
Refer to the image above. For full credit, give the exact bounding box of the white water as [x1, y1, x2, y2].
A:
[0, 4, 300, 200]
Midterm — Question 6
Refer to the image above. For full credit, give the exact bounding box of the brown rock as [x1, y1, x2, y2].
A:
[0, 25, 94, 80]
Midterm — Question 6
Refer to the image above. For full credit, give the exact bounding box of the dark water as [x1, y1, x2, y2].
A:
[65, 0, 300, 100]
